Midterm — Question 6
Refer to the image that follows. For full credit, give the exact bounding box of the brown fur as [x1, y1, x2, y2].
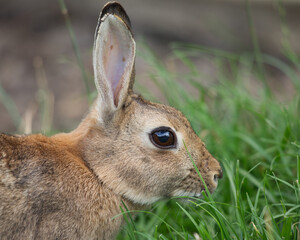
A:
[0, 2, 222, 239]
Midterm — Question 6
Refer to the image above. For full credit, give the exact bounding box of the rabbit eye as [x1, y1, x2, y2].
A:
[150, 127, 176, 149]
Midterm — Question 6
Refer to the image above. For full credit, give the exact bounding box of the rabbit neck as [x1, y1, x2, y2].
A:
[51, 125, 145, 238]
[52, 107, 146, 212]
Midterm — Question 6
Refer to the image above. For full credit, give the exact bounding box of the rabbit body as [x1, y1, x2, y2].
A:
[0, 130, 129, 240]
[0, 2, 222, 239]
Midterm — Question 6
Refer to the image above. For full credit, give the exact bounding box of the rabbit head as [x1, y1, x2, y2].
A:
[79, 2, 222, 205]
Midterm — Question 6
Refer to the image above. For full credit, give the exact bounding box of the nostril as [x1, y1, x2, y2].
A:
[213, 170, 223, 182]
[213, 174, 218, 182]
[218, 169, 223, 179]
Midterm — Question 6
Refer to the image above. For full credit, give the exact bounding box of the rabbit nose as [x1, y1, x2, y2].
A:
[213, 169, 223, 182]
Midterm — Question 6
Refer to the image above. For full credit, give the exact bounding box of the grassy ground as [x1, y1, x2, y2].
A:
[1, 1, 299, 239]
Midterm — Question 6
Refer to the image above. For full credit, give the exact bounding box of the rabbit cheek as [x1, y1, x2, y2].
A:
[111, 153, 186, 204]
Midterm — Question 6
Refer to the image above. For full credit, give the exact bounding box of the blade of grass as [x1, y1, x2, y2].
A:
[235, 160, 249, 240]
[0, 82, 22, 128]
[57, 0, 92, 103]
[245, 0, 271, 97]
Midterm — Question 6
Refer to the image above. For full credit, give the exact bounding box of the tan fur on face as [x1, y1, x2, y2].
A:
[80, 94, 222, 205]
[0, 2, 222, 239]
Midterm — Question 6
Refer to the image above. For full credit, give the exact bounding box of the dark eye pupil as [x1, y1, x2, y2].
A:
[150, 128, 176, 149]
[155, 131, 170, 143]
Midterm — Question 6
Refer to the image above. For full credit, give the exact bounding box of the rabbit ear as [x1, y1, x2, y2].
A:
[93, 2, 135, 121]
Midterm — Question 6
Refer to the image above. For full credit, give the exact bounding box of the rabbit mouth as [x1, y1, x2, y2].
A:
[171, 189, 205, 199]
[193, 191, 204, 198]
[189, 189, 209, 199]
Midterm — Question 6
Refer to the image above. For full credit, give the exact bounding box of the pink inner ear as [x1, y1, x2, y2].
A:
[103, 21, 132, 107]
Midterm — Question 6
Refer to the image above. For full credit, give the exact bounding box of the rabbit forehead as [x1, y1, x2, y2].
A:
[129, 96, 192, 130]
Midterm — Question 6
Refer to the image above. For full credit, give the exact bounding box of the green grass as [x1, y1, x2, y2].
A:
[1, 1, 299, 239]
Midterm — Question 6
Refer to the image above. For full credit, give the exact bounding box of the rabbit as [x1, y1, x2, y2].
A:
[0, 1, 223, 240]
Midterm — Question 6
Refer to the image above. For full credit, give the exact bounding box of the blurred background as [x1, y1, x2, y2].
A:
[0, 0, 299, 133]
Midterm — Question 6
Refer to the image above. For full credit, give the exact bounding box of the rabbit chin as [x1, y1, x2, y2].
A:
[120, 188, 162, 205]
[171, 189, 205, 199]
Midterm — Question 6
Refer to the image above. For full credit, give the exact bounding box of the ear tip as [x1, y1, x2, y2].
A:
[100, 2, 132, 30]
